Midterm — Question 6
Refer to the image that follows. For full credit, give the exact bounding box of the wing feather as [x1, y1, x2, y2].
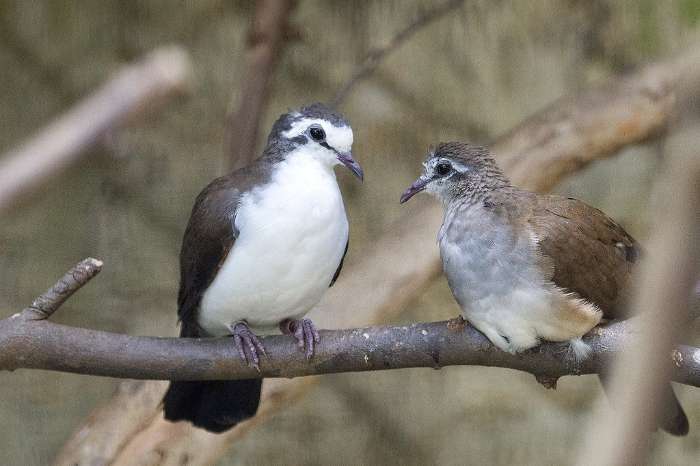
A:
[177, 160, 275, 334]
[527, 195, 640, 319]
[329, 240, 349, 287]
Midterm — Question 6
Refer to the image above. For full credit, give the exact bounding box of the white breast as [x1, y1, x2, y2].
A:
[199, 153, 349, 336]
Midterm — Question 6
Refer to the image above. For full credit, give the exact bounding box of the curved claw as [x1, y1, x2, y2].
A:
[280, 318, 320, 360]
[230, 322, 266, 371]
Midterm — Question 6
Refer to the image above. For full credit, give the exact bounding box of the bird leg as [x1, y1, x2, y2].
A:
[229, 321, 266, 371]
[279, 318, 320, 360]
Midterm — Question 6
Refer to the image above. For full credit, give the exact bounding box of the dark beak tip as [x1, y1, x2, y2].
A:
[337, 153, 363, 181]
[350, 164, 364, 182]
[399, 188, 417, 204]
[400, 178, 428, 204]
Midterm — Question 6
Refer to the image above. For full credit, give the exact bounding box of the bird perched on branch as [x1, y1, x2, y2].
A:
[163, 103, 363, 433]
[400, 141, 688, 436]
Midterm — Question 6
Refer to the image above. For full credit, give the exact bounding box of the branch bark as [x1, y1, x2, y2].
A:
[224, 0, 297, 170]
[21, 258, 103, 320]
[3, 304, 700, 387]
[0, 46, 192, 214]
[52, 47, 700, 466]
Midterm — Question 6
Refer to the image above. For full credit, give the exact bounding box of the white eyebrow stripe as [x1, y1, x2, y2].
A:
[282, 118, 327, 138]
[281, 117, 353, 153]
[451, 161, 470, 172]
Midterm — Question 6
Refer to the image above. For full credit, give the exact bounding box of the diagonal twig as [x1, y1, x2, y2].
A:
[330, 0, 465, 107]
[21, 258, 103, 321]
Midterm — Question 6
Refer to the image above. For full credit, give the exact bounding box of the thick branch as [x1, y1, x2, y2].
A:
[1, 313, 699, 387]
[0, 46, 192, 214]
[224, 0, 297, 170]
[330, 0, 465, 107]
[494, 59, 680, 192]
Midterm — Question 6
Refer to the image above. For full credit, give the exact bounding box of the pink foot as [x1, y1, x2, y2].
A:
[280, 318, 320, 360]
[229, 322, 266, 370]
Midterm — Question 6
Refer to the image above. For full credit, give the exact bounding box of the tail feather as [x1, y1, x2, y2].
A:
[163, 378, 262, 433]
[568, 337, 592, 362]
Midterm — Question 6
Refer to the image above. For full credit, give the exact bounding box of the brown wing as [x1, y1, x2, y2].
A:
[177, 160, 275, 336]
[526, 194, 640, 319]
[329, 239, 348, 287]
[177, 177, 239, 336]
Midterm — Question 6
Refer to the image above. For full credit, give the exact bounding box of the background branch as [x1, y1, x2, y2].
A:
[493, 55, 688, 192]
[21, 258, 102, 320]
[0, 46, 192, 214]
[224, 0, 297, 170]
[576, 126, 700, 464]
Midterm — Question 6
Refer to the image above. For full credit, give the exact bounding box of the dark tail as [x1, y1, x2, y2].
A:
[163, 378, 262, 433]
[164, 321, 263, 433]
[654, 280, 699, 435]
[657, 383, 689, 436]
[599, 375, 688, 436]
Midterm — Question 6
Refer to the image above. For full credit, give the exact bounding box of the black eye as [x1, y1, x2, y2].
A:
[436, 162, 452, 176]
[309, 126, 325, 141]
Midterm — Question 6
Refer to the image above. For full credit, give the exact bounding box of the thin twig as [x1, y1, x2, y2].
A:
[22, 258, 103, 320]
[0, 46, 192, 214]
[330, 0, 465, 107]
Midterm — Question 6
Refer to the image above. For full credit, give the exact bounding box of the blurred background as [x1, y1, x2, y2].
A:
[1, 1, 700, 465]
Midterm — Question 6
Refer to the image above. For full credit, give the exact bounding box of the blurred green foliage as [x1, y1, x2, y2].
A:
[681, 0, 700, 25]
